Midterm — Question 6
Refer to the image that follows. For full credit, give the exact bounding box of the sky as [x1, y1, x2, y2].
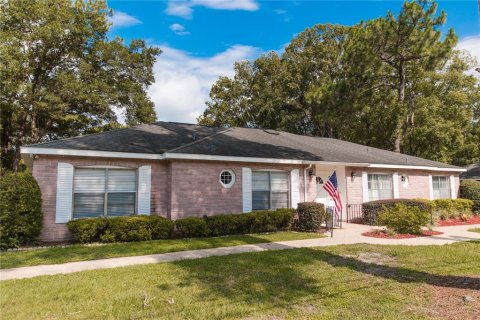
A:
[107, 0, 480, 124]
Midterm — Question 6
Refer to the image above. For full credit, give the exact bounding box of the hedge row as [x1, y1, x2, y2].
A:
[362, 199, 433, 225]
[67, 208, 297, 243]
[460, 180, 480, 214]
[362, 198, 475, 225]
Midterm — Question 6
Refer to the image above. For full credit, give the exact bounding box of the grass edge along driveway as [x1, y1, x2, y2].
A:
[0, 231, 323, 269]
[1, 241, 479, 320]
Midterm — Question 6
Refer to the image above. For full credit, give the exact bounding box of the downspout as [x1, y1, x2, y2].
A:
[304, 164, 313, 202]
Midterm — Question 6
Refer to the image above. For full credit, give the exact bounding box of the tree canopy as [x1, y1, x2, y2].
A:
[199, 0, 480, 166]
[0, 0, 161, 171]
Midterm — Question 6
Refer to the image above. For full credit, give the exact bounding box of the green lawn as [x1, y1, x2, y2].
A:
[2, 241, 479, 320]
[0, 231, 323, 269]
[469, 228, 480, 233]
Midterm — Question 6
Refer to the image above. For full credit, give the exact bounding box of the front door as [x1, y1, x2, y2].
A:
[315, 170, 333, 207]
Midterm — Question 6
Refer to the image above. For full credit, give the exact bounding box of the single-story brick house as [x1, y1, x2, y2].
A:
[21, 122, 465, 241]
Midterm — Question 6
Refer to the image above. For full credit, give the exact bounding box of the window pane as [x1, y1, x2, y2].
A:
[368, 174, 393, 201]
[253, 191, 269, 210]
[253, 172, 269, 191]
[107, 193, 136, 216]
[73, 193, 104, 218]
[107, 169, 136, 192]
[433, 176, 450, 199]
[270, 172, 288, 191]
[271, 192, 288, 209]
[74, 169, 105, 193]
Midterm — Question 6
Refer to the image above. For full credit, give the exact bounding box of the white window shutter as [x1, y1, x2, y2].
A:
[450, 175, 456, 199]
[290, 169, 300, 209]
[392, 172, 400, 199]
[137, 165, 151, 215]
[242, 167, 252, 213]
[428, 174, 434, 200]
[55, 162, 74, 223]
[362, 172, 369, 203]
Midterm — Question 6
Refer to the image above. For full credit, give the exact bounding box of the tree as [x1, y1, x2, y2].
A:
[199, 0, 480, 165]
[0, 0, 161, 171]
[360, 0, 457, 152]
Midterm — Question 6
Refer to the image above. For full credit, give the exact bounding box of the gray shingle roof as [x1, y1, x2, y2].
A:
[25, 121, 460, 169]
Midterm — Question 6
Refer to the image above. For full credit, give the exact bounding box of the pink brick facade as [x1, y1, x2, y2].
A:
[32, 156, 317, 241]
[345, 167, 460, 204]
[31, 155, 460, 242]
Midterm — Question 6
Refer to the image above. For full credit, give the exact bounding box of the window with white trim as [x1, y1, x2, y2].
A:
[432, 176, 450, 199]
[368, 174, 393, 201]
[252, 171, 289, 210]
[219, 169, 235, 188]
[73, 168, 137, 218]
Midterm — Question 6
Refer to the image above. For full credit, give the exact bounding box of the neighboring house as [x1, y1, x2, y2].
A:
[461, 162, 480, 181]
[21, 122, 465, 241]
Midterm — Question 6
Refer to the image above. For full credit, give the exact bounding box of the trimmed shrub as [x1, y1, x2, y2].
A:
[377, 203, 429, 234]
[452, 199, 473, 213]
[175, 217, 210, 238]
[67, 218, 108, 243]
[433, 199, 473, 219]
[267, 208, 295, 231]
[105, 217, 153, 242]
[294, 202, 326, 232]
[362, 199, 432, 225]
[460, 180, 480, 201]
[67, 209, 294, 243]
[205, 209, 296, 237]
[67, 216, 174, 243]
[0, 172, 43, 249]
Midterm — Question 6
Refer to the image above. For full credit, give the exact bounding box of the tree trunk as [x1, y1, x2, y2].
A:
[393, 62, 406, 153]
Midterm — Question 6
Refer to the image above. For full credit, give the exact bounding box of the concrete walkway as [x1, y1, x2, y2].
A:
[1, 223, 479, 281]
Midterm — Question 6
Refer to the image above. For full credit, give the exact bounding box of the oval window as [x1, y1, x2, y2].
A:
[219, 169, 235, 188]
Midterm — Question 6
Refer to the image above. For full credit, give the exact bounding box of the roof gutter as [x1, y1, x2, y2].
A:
[20, 147, 466, 172]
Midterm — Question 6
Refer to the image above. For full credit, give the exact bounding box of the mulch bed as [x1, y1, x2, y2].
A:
[437, 215, 480, 227]
[362, 230, 443, 239]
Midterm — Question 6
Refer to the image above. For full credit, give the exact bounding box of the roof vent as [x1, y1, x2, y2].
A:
[263, 129, 280, 135]
[192, 132, 197, 141]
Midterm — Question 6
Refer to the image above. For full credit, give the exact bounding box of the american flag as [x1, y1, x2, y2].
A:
[323, 171, 342, 218]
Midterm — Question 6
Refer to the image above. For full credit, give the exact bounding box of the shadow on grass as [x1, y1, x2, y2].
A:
[170, 241, 480, 308]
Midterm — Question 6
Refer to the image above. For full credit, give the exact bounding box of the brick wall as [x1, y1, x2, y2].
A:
[32, 156, 314, 241]
[168, 160, 315, 219]
[32, 156, 169, 241]
[345, 167, 461, 204]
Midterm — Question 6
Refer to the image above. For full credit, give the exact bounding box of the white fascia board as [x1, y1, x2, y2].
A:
[366, 163, 466, 172]
[20, 147, 165, 160]
[21, 147, 467, 172]
[164, 152, 309, 164]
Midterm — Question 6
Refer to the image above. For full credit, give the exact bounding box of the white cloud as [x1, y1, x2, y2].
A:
[456, 35, 480, 78]
[169, 23, 190, 36]
[109, 11, 142, 28]
[166, 0, 259, 19]
[148, 45, 261, 123]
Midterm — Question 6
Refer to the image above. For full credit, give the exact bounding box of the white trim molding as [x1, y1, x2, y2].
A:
[428, 174, 434, 200]
[450, 175, 456, 199]
[392, 172, 400, 199]
[21, 146, 466, 173]
[242, 168, 252, 213]
[361, 172, 369, 203]
[55, 162, 74, 223]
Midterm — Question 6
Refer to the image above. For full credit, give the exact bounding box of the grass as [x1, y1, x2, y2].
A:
[1, 241, 479, 320]
[469, 228, 480, 233]
[0, 231, 323, 269]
